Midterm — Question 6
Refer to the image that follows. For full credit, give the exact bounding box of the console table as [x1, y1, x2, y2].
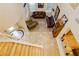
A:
[52, 19, 64, 38]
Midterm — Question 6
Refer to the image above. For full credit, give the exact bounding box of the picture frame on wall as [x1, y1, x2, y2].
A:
[38, 3, 44, 8]
[54, 6, 60, 21]
[61, 14, 68, 25]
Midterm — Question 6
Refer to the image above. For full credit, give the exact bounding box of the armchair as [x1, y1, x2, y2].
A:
[46, 16, 55, 28]
[25, 18, 38, 30]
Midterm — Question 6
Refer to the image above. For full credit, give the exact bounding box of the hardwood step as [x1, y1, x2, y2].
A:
[0, 42, 45, 56]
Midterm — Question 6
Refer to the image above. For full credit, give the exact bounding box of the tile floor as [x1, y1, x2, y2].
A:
[25, 18, 60, 55]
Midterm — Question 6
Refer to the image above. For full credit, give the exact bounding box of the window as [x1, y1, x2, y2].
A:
[45, 3, 53, 10]
[29, 3, 37, 12]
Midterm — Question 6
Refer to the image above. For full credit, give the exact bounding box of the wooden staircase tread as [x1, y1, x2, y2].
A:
[0, 42, 44, 56]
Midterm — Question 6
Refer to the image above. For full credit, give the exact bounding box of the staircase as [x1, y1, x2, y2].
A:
[0, 42, 46, 56]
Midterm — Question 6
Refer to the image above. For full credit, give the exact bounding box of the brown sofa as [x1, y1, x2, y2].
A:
[32, 11, 46, 18]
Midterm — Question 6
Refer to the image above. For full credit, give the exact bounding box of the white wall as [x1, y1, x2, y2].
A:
[52, 3, 79, 56]
[25, 3, 30, 20]
[51, 3, 77, 55]
[69, 5, 79, 44]
[0, 3, 26, 32]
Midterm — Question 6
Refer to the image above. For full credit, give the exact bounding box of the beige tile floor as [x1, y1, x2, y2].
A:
[31, 18, 53, 32]
[26, 18, 60, 56]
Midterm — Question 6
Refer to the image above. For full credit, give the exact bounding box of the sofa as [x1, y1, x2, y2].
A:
[46, 16, 55, 28]
[32, 11, 46, 18]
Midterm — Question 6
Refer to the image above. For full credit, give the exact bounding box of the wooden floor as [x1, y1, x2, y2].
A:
[0, 42, 45, 56]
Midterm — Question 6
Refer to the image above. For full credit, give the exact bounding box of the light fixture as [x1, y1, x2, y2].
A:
[11, 30, 24, 39]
